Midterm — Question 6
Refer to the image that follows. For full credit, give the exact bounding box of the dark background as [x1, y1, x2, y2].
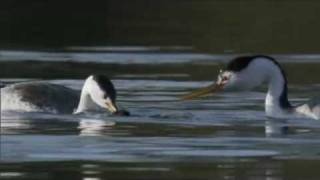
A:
[1, 0, 320, 53]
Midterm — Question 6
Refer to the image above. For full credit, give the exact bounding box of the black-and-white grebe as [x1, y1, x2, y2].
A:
[182, 55, 319, 120]
[1, 74, 129, 115]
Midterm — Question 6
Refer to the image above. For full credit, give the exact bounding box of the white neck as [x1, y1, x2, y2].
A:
[74, 76, 99, 114]
[257, 59, 292, 117]
[265, 67, 287, 116]
[243, 58, 291, 117]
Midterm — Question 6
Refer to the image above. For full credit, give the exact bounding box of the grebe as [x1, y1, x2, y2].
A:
[182, 55, 320, 120]
[1, 75, 129, 116]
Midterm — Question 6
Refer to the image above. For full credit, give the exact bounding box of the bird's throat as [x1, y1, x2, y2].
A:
[265, 67, 292, 117]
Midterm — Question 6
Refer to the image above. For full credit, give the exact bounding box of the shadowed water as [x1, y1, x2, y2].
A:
[1, 50, 320, 179]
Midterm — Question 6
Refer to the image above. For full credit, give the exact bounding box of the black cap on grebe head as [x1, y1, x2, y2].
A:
[93, 74, 116, 102]
[92, 74, 130, 116]
[225, 56, 256, 72]
[225, 55, 281, 72]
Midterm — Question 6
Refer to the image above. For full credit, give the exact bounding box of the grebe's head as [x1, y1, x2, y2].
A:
[181, 55, 275, 100]
[89, 75, 129, 116]
[215, 70, 237, 90]
[181, 70, 237, 100]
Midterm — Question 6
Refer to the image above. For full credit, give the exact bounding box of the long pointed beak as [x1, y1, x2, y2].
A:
[181, 83, 224, 100]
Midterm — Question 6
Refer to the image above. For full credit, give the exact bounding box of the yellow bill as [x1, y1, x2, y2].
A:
[181, 83, 224, 100]
[105, 99, 118, 113]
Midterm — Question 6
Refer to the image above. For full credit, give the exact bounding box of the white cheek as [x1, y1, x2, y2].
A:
[91, 94, 105, 107]
[228, 71, 264, 90]
[224, 76, 239, 90]
[224, 74, 249, 91]
[89, 85, 107, 107]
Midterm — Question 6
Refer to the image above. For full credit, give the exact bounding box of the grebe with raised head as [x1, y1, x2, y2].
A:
[1, 74, 129, 116]
[182, 55, 319, 120]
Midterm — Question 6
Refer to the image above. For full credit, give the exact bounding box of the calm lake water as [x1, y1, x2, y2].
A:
[1, 48, 320, 179]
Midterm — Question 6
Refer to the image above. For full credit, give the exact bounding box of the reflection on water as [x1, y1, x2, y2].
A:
[1, 54, 320, 179]
[78, 118, 116, 136]
[265, 120, 289, 137]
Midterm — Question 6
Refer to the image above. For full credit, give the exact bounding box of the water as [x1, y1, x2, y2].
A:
[1, 49, 320, 179]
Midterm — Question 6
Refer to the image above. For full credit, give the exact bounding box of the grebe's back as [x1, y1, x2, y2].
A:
[2, 82, 79, 113]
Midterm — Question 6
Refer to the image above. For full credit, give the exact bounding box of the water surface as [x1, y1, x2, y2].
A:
[1, 50, 320, 179]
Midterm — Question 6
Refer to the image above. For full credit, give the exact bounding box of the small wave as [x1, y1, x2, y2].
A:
[0, 49, 222, 64]
[1, 87, 49, 113]
[64, 46, 193, 52]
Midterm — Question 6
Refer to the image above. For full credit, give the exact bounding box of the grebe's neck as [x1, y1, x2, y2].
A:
[74, 76, 99, 114]
[227, 55, 293, 118]
[262, 58, 292, 117]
